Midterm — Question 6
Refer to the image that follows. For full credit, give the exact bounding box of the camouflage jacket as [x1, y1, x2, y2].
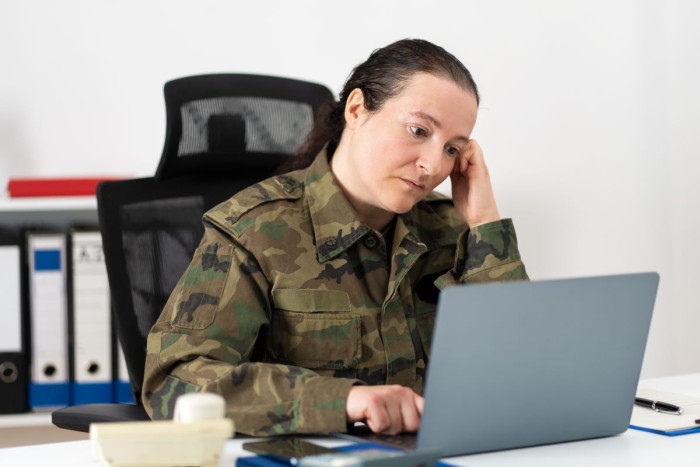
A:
[142, 149, 528, 436]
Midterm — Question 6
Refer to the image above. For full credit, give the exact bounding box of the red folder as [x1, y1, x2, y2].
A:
[7, 177, 128, 198]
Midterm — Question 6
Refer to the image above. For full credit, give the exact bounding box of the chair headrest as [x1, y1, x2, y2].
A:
[154, 74, 334, 180]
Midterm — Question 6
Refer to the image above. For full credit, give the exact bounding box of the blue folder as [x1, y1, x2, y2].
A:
[236, 441, 454, 466]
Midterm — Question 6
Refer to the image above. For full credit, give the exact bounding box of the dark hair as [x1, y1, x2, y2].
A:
[277, 38, 480, 174]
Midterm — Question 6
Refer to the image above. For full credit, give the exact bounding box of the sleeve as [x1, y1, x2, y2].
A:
[435, 218, 528, 289]
[141, 223, 358, 436]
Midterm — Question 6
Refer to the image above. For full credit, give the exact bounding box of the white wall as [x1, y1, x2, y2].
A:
[1, 0, 698, 378]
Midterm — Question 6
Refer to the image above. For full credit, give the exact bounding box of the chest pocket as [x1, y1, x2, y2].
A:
[268, 289, 361, 370]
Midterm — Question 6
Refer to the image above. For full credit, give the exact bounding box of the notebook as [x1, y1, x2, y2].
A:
[340, 273, 659, 457]
[630, 389, 700, 436]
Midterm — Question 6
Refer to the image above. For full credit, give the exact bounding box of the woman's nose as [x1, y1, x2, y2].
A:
[417, 146, 443, 176]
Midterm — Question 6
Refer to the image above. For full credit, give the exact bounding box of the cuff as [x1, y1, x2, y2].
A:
[298, 376, 361, 433]
[437, 218, 528, 288]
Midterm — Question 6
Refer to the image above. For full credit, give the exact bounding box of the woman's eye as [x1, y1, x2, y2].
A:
[410, 126, 427, 137]
[445, 146, 460, 157]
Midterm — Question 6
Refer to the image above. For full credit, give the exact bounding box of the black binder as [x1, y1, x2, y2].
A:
[0, 228, 28, 414]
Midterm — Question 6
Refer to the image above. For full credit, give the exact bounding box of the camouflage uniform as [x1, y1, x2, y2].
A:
[142, 148, 528, 436]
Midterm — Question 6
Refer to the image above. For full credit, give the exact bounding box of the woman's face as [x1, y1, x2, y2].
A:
[332, 72, 478, 227]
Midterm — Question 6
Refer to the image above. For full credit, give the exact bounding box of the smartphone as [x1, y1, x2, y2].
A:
[242, 438, 338, 465]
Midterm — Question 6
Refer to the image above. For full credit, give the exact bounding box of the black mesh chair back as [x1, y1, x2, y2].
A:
[97, 176, 251, 404]
[156, 74, 332, 180]
[52, 74, 333, 431]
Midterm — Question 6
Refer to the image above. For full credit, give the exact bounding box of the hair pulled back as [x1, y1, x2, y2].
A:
[278, 38, 480, 173]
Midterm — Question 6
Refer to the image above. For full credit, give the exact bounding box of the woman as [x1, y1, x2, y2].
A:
[142, 38, 528, 436]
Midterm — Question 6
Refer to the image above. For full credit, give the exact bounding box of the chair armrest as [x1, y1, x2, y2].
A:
[52, 403, 150, 432]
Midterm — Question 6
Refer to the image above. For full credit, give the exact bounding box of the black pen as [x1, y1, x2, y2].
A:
[635, 397, 683, 415]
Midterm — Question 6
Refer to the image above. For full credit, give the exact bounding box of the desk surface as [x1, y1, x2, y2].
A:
[2, 373, 699, 466]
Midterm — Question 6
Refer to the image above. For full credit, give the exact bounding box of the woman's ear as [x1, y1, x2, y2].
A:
[344, 88, 367, 130]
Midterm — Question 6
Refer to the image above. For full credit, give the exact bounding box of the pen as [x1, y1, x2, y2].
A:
[635, 397, 683, 415]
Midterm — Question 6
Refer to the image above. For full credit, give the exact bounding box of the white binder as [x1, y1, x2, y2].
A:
[0, 245, 22, 355]
[0, 239, 28, 414]
[27, 232, 70, 410]
[71, 230, 113, 404]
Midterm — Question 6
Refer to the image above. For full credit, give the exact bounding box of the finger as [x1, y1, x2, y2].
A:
[399, 395, 421, 433]
[414, 393, 425, 416]
[461, 141, 478, 173]
[466, 140, 486, 170]
[383, 397, 404, 435]
[365, 402, 391, 434]
[451, 156, 462, 176]
[468, 138, 482, 154]
[450, 167, 469, 193]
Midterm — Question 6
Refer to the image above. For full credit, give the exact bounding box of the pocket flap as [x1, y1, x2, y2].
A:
[270, 311, 361, 370]
[272, 289, 351, 312]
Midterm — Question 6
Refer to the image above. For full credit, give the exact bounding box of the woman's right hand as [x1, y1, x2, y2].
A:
[346, 385, 424, 435]
[450, 139, 501, 228]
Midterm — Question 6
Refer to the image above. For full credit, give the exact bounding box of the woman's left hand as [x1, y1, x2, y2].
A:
[450, 139, 501, 228]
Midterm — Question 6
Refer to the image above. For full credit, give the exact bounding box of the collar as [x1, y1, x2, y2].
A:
[305, 148, 370, 262]
[304, 148, 460, 262]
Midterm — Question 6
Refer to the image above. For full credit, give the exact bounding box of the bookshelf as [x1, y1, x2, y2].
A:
[0, 197, 98, 433]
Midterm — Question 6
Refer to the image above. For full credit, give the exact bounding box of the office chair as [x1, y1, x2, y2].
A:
[51, 74, 333, 432]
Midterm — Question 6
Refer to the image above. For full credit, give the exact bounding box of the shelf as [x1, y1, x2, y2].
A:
[0, 197, 98, 229]
[0, 196, 97, 212]
[0, 412, 52, 428]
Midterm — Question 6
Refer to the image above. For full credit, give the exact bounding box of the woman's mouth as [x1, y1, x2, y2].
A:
[401, 178, 425, 190]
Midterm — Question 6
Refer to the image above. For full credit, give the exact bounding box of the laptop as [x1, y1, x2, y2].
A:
[340, 273, 659, 457]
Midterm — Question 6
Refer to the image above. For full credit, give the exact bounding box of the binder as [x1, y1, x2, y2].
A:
[7, 176, 127, 197]
[235, 442, 446, 467]
[27, 232, 70, 410]
[70, 230, 113, 404]
[0, 230, 28, 414]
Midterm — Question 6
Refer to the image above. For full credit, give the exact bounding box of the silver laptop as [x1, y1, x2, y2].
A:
[342, 273, 659, 457]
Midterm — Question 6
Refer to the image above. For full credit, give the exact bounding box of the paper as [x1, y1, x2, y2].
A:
[630, 389, 700, 433]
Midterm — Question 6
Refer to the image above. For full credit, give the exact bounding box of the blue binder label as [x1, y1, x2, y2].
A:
[34, 250, 61, 271]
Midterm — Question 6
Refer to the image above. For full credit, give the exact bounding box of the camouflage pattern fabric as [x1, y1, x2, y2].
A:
[142, 148, 528, 436]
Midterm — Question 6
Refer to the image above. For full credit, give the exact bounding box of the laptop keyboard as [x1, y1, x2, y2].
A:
[367, 433, 418, 450]
[341, 425, 418, 450]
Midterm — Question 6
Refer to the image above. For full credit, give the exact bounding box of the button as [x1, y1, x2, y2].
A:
[364, 235, 377, 249]
[277, 177, 298, 193]
[325, 237, 337, 247]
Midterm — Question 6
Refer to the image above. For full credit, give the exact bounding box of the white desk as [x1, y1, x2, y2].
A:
[2, 374, 699, 466]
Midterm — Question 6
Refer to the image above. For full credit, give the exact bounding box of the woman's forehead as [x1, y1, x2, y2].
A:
[396, 72, 476, 103]
[388, 73, 478, 130]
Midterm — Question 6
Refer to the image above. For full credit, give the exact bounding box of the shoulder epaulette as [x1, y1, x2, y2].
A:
[205, 170, 305, 234]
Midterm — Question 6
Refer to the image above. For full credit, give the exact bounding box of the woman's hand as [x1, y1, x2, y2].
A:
[346, 385, 424, 435]
[450, 139, 501, 228]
